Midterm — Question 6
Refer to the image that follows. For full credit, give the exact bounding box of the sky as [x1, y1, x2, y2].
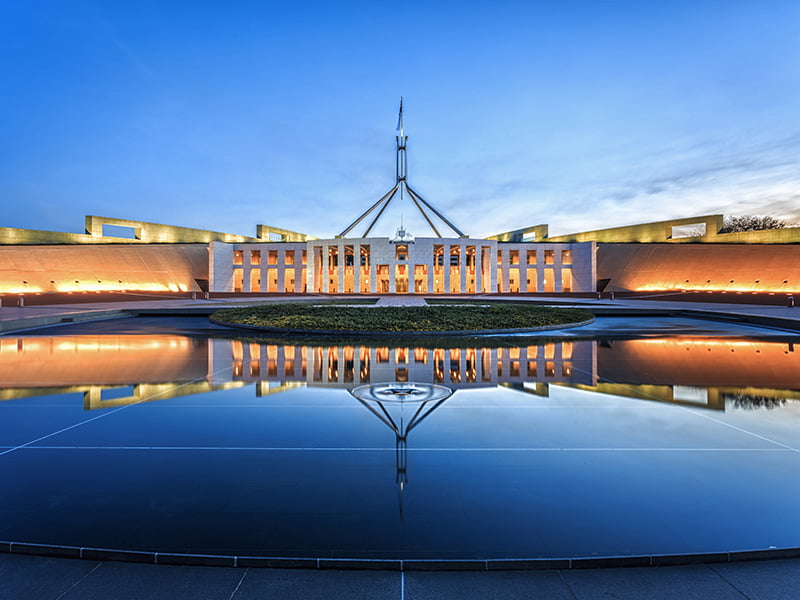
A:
[1, 0, 798, 240]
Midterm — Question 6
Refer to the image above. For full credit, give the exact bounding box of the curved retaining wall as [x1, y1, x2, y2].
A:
[208, 317, 596, 336]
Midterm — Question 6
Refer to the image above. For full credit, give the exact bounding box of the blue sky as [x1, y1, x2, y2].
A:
[1, 0, 798, 239]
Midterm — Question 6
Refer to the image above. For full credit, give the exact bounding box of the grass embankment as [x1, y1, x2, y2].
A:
[210, 303, 593, 332]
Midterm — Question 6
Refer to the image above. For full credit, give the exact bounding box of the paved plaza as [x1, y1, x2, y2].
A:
[2, 553, 800, 600]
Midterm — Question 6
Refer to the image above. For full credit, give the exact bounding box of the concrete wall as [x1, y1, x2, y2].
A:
[597, 243, 800, 292]
[0, 244, 209, 293]
[0, 215, 312, 246]
[546, 215, 725, 244]
[209, 242, 235, 292]
[503, 214, 800, 245]
[84, 215, 261, 243]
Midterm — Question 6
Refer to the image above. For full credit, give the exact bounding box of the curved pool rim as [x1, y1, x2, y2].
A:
[2, 540, 799, 570]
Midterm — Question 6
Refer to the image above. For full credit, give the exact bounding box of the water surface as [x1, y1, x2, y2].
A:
[1, 317, 798, 559]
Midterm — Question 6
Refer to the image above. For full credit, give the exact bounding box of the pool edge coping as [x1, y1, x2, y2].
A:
[3, 541, 799, 571]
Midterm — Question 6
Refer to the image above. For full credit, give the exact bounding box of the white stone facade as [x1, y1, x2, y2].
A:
[209, 238, 596, 294]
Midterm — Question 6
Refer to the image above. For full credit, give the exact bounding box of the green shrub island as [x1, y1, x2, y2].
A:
[211, 303, 593, 333]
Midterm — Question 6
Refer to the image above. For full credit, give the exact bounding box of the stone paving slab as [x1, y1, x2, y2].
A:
[0, 554, 101, 600]
[710, 559, 800, 600]
[59, 561, 243, 600]
[404, 570, 575, 600]
[3, 554, 800, 600]
[234, 569, 399, 600]
[561, 564, 746, 600]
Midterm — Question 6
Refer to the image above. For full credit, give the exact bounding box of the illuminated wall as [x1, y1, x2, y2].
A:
[598, 338, 800, 389]
[597, 243, 800, 293]
[0, 215, 313, 246]
[0, 334, 208, 386]
[0, 244, 209, 293]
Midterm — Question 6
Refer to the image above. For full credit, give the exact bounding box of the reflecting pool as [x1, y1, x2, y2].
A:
[0, 317, 799, 559]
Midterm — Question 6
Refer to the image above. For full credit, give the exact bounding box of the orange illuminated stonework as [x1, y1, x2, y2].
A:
[1, 213, 799, 295]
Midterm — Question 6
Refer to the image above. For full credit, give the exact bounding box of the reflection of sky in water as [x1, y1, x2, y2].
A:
[0, 318, 799, 559]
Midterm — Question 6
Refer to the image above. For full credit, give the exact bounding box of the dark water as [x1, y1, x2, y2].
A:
[0, 317, 799, 559]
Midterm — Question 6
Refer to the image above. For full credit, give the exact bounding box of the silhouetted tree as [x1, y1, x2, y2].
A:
[724, 393, 788, 410]
[720, 215, 788, 233]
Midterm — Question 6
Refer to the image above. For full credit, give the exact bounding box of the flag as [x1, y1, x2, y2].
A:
[396, 97, 403, 131]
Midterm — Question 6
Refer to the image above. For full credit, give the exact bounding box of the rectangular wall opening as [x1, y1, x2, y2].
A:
[249, 270, 261, 292]
[671, 223, 706, 239]
[102, 224, 137, 239]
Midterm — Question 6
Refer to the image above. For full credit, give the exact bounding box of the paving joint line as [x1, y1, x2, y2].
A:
[53, 560, 103, 600]
[0, 368, 234, 458]
[709, 563, 754, 600]
[681, 407, 799, 453]
[228, 568, 249, 600]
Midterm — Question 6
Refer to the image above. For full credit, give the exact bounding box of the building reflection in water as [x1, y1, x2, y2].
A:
[0, 335, 799, 412]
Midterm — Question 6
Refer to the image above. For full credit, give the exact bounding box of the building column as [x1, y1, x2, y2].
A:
[337, 242, 345, 294]
[322, 244, 331, 294]
[519, 250, 528, 293]
[537, 248, 546, 292]
[554, 253, 563, 293]
[354, 255, 361, 294]
[487, 246, 497, 294]
[305, 244, 314, 293]
[500, 249, 510, 293]
[474, 248, 482, 294]
[276, 258, 285, 293]
[443, 252, 450, 294]
[459, 243, 467, 294]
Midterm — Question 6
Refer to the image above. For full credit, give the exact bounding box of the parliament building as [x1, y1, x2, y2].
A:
[2, 103, 799, 297]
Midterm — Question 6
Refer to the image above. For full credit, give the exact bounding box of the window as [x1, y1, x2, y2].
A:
[250, 250, 261, 265]
[434, 244, 444, 267]
[450, 245, 460, 266]
[360, 245, 370, 267]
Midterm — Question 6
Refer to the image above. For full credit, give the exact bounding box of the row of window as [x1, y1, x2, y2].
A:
[499, 249, 572, 265]
[234, 247, 573, 267]
[233, 249, 307, 266]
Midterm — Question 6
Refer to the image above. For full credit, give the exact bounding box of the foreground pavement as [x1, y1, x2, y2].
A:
[2, 553, 799, 599]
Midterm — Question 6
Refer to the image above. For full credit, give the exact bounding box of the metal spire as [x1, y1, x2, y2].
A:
[337, 100, 468, 239]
